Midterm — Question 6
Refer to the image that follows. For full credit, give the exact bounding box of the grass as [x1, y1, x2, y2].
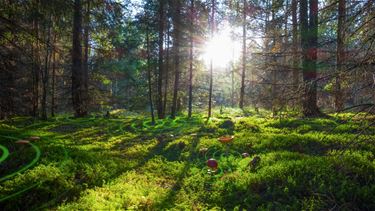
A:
[0, 108, 374, 210]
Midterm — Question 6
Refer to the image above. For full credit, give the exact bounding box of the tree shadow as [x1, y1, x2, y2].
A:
[155, 134, 201, 209]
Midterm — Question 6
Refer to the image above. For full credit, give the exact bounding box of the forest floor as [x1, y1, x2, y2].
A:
[0, 108, 374, 210]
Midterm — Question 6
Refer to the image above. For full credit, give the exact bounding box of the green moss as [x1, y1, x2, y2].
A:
[0, 110, 374, 210]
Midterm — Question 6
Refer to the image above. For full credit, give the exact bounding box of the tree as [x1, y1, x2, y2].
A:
[335, 0, 346, 111]
[51, 31, 56, 117]
[239, 0, 246, 109]
[83, 0, 90, 113]
[292, 0, 299, 89]
[32, 0, 40, 118]
[71, 0, 88, 117]
[270, 0, 277, 115]
[300, 0, 321, 117]
[171, 0, 181, 119]
[41, 15, 52, 120]
[163, 20, 170, 116]
[207, 0, 215, 119]
[146, 26, 155, 124]
[157, 0, 166, 119]
[188, 0, 195, 118]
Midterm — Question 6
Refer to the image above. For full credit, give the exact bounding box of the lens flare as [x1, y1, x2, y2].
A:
[201, 24, 241, 69]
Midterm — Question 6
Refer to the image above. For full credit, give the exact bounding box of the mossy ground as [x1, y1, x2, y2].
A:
[0, 108, 374, 210]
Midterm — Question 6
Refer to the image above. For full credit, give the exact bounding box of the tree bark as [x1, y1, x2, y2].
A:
[239, 0, 246, 109]
[163, 21, 170, 116]
[146, 28, 155, 124]
[231, 59, 235, 107]
[208, 0, 215, 119]
[72, 0, 87, 117]
[83, 0, 90, 112]
[188, 0, 194, 118]
[271, 1, 277, 116]
[171, 0, 181, 119]
[32, 2, 40, 118]
[335, 0, 346, 111]
[157, 0, 166, 119]
[292, 0, 299, 90]
[41, 16, 52, 120]
[51, 32, 56, 117]
[0, 61, 15, 119]
[300, 0, 321, 117]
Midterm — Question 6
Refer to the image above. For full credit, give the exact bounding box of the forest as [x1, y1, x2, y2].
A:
[0, 0, 374, 210]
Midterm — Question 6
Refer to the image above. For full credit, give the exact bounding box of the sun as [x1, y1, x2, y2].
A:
[202, 24, 241, 69]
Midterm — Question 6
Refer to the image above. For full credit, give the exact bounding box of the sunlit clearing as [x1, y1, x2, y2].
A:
[202, 25, 241, 69]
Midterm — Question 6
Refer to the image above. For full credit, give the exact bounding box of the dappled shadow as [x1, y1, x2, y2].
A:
[155, 134, 201, 209]
[267, 118, 338, 131]
[266, 117, 373, 135]
[2, 113, 374, 210]
[0, 117, 160, 209]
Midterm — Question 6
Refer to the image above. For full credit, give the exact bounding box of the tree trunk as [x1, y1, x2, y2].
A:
[41, 16, 52, 120]
[163, 22, 170, 116]
[0, 62, 15, 119]
[146, 28, 155, 124]
[335, 0, 346, 111]
[188, 0, 194, 118]
[83, 0, 90, 112]
[300, 0, 321, 117]
[208, 0, 215, 119]
[271, 1, 277, 116]
[231, 62, 235, 107]
[51, 32, 56, 117]
[72, 0, 87, 117]
[239, 0, 246, 109]
[264, 0, 272, 111]
[171, 0, 181, 119]
[32, 6, 40, 118]
[157, 0, 166, 119]
[292, 0, 299, 91]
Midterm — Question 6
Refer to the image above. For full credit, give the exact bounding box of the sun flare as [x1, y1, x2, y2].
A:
[202, 25, 241, 69]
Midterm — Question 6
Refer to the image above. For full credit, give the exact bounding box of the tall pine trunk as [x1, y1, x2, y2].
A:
[83, 0, 90, 112]
[163, 22, 170, 116]
[171, 0, 181, 119]
[292, 0, 299, 101]
[271, 1, 277, 116]
[146, 28, 155, 124]
[188, 0, 194, 118]
[51, 32, 56, 117]
[300, 0, 321, 117]
[32, 3, 40, 118]
[335, 0, 345, 111]
[239, 0, 246, 109]
[207, 0, 215, 119]
[72, 0, 87, 117]
[157, 0, 166, 119]
[41, 16, 52, 120]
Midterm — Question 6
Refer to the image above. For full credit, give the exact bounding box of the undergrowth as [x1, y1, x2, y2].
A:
[0, 109, 374, 210]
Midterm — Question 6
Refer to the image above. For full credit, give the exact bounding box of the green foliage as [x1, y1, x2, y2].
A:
[0, 110, 374, 210]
